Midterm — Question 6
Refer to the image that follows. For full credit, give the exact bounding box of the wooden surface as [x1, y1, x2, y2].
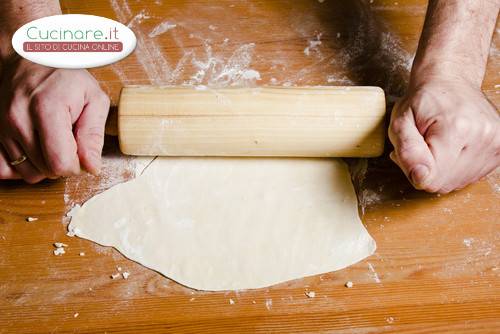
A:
[1, 0, 499, 333]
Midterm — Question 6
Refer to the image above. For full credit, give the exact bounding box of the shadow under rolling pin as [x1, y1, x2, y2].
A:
[107, 86, 386, 158]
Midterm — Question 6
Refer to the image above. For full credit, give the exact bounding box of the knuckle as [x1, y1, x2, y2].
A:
[481, 122, 493, 139]
[390, 117, 405, 135]
[76, 126, 104, 144]
[98, 90, 110, 105]
[31, 94, 53, 116]
[397, 143, 420, 162]
[4, 108, 22, 130]
[450, 116, 472, 137]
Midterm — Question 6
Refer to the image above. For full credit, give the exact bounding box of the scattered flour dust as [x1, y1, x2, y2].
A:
[109, 0, 261, 87]
[303, 33, 322, 56]
[463, 238, 474, 248]
[149, 21, 177, 38]
[63, 154, 148, 228]
[486, 168, 500, 194]
[367, 262, 381, 283]
[188, 42, 261, 86]
[110, 0, 172, 84]
[265, 298, 273, 310]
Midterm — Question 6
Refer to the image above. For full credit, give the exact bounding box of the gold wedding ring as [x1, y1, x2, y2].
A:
[9, 155, 28, 166]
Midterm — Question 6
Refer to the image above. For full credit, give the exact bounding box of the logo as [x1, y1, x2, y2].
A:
[12, 14, 137, 69]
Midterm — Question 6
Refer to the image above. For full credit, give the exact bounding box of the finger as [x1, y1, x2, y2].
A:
[7, 103, 52, 176]
[2, 138, 45, 184]
[389, 105, 437, 190]
[74, 90, 110, 175]
[31, 96, 80, 176]
[0, 146, 21, 179]
[16, 128, 53, 177]
[2, 93, 52, 176]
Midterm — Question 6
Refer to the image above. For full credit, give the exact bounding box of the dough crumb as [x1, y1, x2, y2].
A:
[74, 313, 79, 318]
[122, 272, 130, 279]
[386, 316, 395, 324]
[305, 291, 316, 298]
[229, 298, 235, 305]
[189, 297, 195, 302]
[26, 217, 38, 222]
[252, 300, 256, 304]
[463, 238, 474, 248]
[53, 242, 68, 248]
[110, 273, 120, 279]
[117, 266, 122, 272]
[79, 252, 85, 256]
[345, 281, 354, 288]
[53, 247, 65, 256]
[265, 298, 272, 310]
[66, 226, 81, 237]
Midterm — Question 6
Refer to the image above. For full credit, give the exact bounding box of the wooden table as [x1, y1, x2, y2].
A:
[1, 1, 499, 332]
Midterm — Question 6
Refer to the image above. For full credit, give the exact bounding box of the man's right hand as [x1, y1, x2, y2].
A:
[0, 57, 110, 183]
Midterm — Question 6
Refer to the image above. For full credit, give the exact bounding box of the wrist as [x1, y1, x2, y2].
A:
[0, 0, 62, 64]
[0, 30, 16, 65]
[410, 54, 485, 91]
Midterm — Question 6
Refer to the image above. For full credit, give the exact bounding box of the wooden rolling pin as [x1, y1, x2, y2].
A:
[114, 86, 386, 157]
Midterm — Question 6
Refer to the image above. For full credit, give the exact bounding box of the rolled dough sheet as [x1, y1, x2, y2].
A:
[68, 158, 376, 291]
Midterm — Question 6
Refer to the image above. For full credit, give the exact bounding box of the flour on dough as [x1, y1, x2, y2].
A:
[68, 158, 376, 291]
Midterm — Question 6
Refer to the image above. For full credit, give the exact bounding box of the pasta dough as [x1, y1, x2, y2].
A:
[68, 158, 376, 291]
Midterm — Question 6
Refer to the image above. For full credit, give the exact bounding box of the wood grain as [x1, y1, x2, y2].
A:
[118, 86, 386, 157]
[1, 0, 499, 333]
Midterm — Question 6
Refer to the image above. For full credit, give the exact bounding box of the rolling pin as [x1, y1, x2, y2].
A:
[112, 86, 386, 157]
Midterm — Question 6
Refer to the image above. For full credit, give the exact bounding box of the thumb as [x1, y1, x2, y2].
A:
[388, 105, 437, 190]
[74, 91, 110, 175]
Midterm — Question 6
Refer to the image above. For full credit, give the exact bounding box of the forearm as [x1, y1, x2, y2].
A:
[0, 0, 61, 64]
[411, 0, 499, 89]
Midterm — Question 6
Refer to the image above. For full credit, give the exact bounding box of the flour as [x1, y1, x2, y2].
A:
[486, 168, 500, 194]
[326, 74, 354, 85]
[463, 238, 474, 248]
[63, 151, 137, 220]
[188, 42, 261, 87]
[367, 262, 381, 283]
[110, 0, 172, 84]
[127, 11, 150, 27]
[110, 64, 130, 84]
[265, 298, 273, 310]
[149, 21, 177, 38]
[303, 33, 322, 56]
[240, 69, 261, 81]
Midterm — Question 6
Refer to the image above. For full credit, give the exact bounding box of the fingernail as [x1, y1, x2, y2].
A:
[88, 154, 102, 176]
[411, 164, 429, 185]
[389, 151, 397, 162]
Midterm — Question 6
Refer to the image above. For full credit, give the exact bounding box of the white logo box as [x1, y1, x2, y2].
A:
[12, 14, 137, 69]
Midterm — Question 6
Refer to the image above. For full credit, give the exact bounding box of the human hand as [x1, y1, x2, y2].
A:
[389, 78, 500, 193]
[0, 57, 110, 183]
